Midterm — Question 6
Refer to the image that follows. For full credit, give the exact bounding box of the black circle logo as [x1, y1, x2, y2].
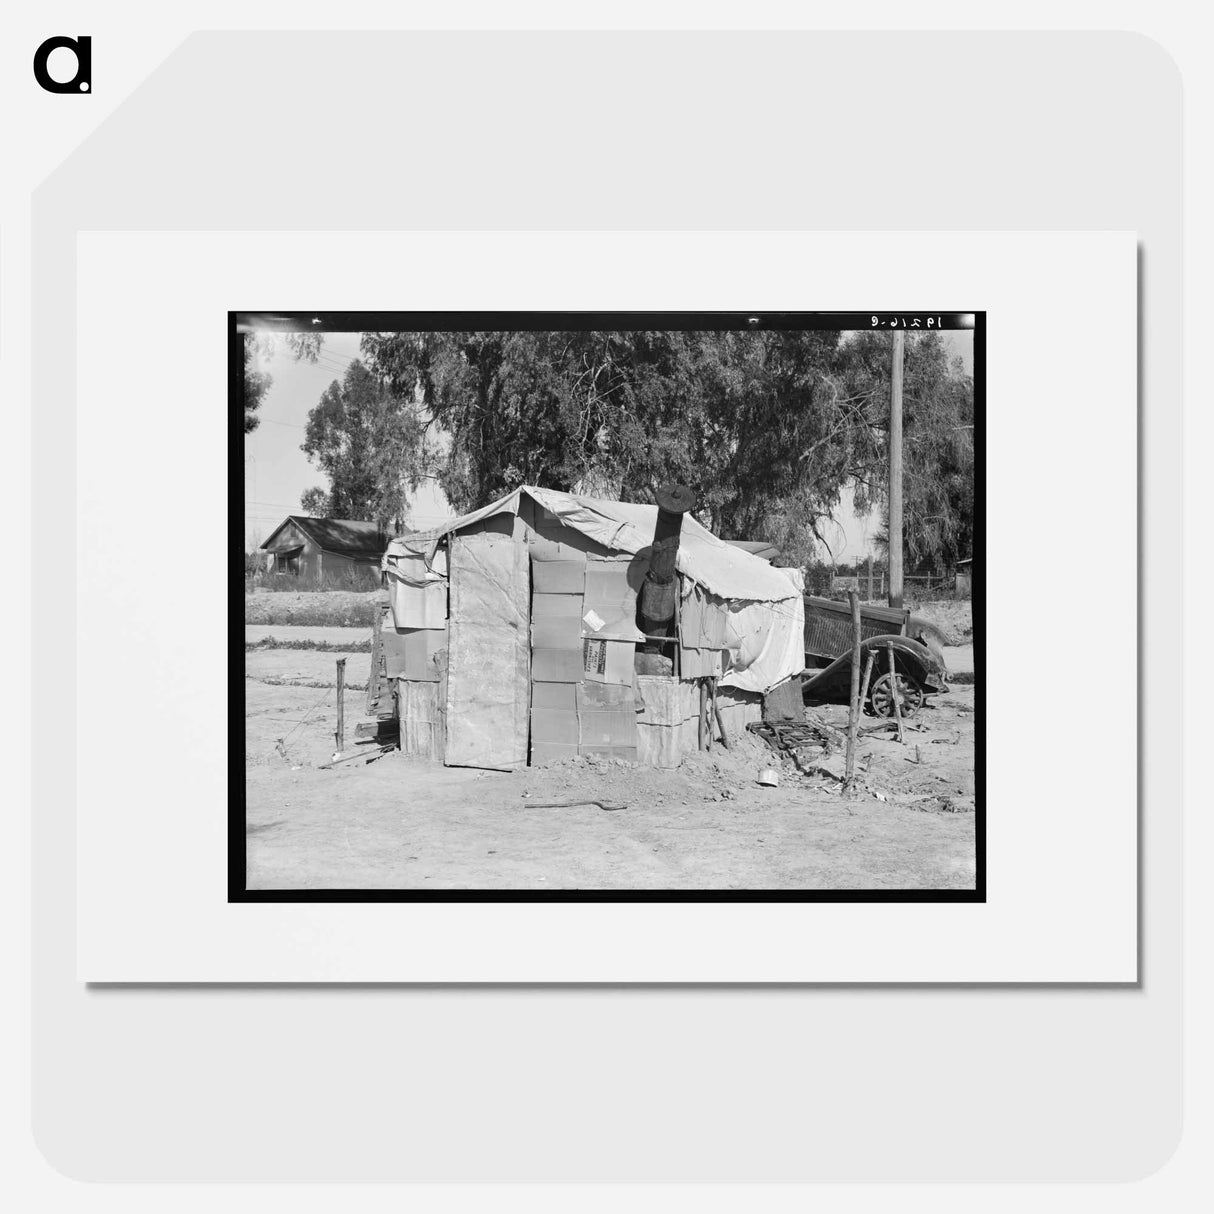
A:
[33, 36, 91, 94]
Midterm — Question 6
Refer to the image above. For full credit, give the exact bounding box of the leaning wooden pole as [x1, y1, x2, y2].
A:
[889, 329, 905, 609]
[887, 644, 904, 744]
[844, 591, 862, 791]
[858, 650, 876, 718]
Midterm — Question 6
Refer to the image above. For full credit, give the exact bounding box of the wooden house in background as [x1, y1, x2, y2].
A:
[260, 516, 392, 587]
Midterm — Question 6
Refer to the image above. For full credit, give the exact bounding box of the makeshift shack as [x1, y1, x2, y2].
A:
[369, 485, 805, 770]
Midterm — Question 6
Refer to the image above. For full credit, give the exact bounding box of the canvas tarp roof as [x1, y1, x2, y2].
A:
[390, 486, 801, 605]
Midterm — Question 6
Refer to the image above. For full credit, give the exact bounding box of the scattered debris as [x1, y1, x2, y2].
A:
[520, 798, 628, 812]
[748, 719, 838, 772]
[319, 744, 393, 770]
[355, 717, 400, 743]
[937, 795, 976, 814]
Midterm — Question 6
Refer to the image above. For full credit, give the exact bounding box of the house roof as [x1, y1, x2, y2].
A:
[261, 516, 393, 559]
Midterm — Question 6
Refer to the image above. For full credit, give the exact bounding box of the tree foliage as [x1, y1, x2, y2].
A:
[243, 335, 273, 432]
[358, 328, 974, 567]
[300, 358, 430, 524]
[299, 486, 330, 517]
[243, 331, 323, 433]
[840, 331, 974, 566]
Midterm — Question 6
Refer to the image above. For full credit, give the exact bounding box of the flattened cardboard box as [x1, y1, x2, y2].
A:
[530, 741, 579, 766]
[576, 681, 636, 711]
[579, 710, 637, 749]
[530, 707, 579, 746]
[582, 637, 635, 685]
[531, 560, 586, 595]
[580, 745, 638, 762]
[531, 592, 583, 619]
[383, 627, 447, 682]
[531, 615, 582, 651]
[531, 682, 576, 712]
[532, 647, 584, 683]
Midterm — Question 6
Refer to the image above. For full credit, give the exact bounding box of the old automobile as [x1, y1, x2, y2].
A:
[801, 595, 949, 718]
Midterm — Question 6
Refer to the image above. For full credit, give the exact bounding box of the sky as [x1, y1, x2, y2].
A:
[244, 328, 973, 561]
[243, 331, 452, 549]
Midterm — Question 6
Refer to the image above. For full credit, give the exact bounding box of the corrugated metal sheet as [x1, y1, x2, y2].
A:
[634, 676, 697, 769]
[398, 680, 441, 758]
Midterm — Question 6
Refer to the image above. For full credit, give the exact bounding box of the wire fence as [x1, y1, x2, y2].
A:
[809, 570, 968, 600]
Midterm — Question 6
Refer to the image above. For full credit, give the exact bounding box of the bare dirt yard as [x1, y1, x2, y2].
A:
[244, 599, 977, 891]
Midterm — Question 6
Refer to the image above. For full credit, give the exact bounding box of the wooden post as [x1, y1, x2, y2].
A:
[886, 644, 904, 744]
[867, 553, 874, 601]
[698, 679, 707, 751]
[889, 329, 905, 609]
[335, 657, 347, 752]
[366, 603, 384, 716]
[712, 678, 731, 749]
[844, 591, 862, 791]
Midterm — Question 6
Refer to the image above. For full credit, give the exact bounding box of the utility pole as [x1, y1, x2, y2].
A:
[888, 330, 905, 609]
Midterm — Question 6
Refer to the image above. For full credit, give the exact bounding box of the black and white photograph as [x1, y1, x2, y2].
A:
[236, 311, 982, 898]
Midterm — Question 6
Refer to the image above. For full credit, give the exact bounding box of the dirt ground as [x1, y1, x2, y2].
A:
[245, 625, 978, 891]
[245, 647, 373, 690]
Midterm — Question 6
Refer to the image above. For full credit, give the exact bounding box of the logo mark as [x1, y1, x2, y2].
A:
[33, 35, 91, 93]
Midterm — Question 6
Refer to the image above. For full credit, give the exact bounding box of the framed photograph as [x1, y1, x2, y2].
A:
[74, 230, 1135, 981]
[235, 310, 984, 903]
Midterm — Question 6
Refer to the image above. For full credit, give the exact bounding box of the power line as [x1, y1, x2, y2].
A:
[310, 346, 358, 365]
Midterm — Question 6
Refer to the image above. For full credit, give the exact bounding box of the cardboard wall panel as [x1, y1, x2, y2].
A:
[530, 741, 579, 766]
[582, 637, 635, 685]
[532, 560, 586, 593]
[531, 615, 582, 651]
[445, 533, 530, 770]
[531, 683, 577, 712]
[531, 593, 583, 619]
[383, 627, 447, 682]
[531, 708, 579, 746]
[532, 648, 584, 683]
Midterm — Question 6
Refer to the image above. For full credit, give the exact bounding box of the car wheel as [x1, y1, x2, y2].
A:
[869, 672, 925, 719]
